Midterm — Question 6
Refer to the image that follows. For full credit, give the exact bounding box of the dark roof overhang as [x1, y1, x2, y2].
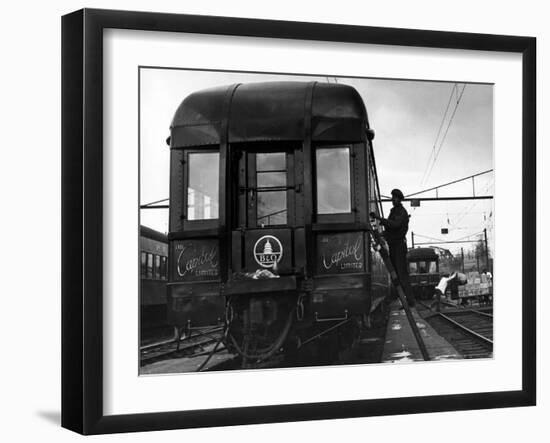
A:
[169, 81, 368, 148]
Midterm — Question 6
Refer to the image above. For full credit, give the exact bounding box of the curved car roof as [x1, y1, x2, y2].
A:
[407, 247, 439, 261]
[140, 225, 168, 244]
[169, 81, 369, 148]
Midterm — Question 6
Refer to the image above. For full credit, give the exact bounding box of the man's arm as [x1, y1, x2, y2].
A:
[379, 209, 408, 230]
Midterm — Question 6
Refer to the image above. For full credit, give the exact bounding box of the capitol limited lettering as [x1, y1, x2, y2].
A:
[253, 235, 283, 268]
[322, 238, 363, 270]
[177, 246, 219, 277]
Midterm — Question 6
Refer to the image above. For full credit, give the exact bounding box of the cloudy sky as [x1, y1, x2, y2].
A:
[140, 68, 493, 255]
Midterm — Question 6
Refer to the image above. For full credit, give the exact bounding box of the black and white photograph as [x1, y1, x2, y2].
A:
[1, 0, 546, 439]
[138, 68, 494, 374]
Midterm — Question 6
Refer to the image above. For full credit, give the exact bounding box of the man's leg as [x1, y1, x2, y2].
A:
[389, 241, 415, 307]
[397, 242, 415, 307]
[388, 245, 400, 304]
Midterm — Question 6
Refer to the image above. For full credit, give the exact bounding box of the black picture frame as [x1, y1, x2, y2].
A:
[61, 8, 536, 435]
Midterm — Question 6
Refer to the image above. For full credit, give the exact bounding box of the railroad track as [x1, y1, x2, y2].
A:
[425, 309, 493, 358]
[140, 327, 225, 366]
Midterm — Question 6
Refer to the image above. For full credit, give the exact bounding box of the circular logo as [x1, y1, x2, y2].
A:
[253, 235, 283, 268]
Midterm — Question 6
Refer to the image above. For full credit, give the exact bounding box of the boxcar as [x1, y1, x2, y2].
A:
[165, 81, 389, 363]
[407, 247, 440, 300]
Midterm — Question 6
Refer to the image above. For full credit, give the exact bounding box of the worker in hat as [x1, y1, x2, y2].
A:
[370, 189, 415, 308]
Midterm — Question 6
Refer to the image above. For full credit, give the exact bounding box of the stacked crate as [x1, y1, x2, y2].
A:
[458, 272, 492, 299]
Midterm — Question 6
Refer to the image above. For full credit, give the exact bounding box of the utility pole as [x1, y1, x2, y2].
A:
[461, 247, 465, 273]
[411, 232, 415, 248]
[484, 228, 490, 271]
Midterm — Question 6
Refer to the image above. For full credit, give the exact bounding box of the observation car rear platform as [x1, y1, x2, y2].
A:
[165, 81, 390, 364]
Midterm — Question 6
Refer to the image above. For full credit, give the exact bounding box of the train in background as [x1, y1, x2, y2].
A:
[140, 225, 169, 341]
[407, 247, 441, 300]
[164, 81, 391, 364]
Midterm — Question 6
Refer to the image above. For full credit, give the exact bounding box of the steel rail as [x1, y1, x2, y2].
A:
[140, 337, 177, 351]
[437, 312, 493, 345]
[298, 319, 350, 348]
[140, 335, 222, 363]
[467, 309, 493, 318]
[140, 326, 223, 351]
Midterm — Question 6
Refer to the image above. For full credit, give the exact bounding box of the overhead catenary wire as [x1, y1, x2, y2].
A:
[141, 197, 169, 207]
[451, 230, 485, 242]
[414, 233, 449, 243]
[451, 179, 494, 227]
[419, 83, 457, 186]
[421, 84, 467, 187]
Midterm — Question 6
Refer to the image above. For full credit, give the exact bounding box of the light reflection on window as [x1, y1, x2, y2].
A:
[316, 147, 351, 214]
[187, 152, 219, 220]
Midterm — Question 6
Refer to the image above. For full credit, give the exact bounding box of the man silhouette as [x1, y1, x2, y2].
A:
[371, 189, 415, 308]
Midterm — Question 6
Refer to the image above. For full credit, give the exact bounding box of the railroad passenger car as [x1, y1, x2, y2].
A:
[407, 247, 440, 300]
[165, 81, 390, 364]
[140, 226, 169, 338]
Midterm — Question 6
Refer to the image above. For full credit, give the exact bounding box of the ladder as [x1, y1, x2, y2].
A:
[368, 221, 431, 361]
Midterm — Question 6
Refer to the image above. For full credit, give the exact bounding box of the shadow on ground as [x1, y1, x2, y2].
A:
[36, 410, 60, 426]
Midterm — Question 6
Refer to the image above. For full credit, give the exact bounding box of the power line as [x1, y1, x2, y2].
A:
[451, 179, 494, 226]
[414, 231, 483, 245]
[420, 84, 456, 183]
[419, 84, 456, 186]
[414, 233, 448, 242]
[410, 211, 488, 216]
[424, 84, 467, 184]
[452, 230, 484, 242]
[422, 84, 467, 186]
[140, 197, 170, 209]
[141, 197, 169, 206]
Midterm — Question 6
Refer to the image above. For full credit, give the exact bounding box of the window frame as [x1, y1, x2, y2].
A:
[154, 254, 161, 280]
[146, 252, 154, 279]
[254, 151, 290, 227]
[236, 144, 296, 229]
[314, 144, 355, 224]
[140, 251, 147, 278]
[160, 256, 167, 280]
[182, 148, 221, 230]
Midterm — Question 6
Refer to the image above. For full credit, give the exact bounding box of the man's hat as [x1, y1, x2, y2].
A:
[391, 188, 405, 200]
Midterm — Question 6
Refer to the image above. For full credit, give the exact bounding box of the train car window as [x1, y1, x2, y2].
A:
[316, 147, 351, 214]
[140, 251, 147, 277]
[154, 255, 161, 280]
[369, 166, 379, 216]
[417, 261, 428, 273]
[256, 153, 287, 226]
[366, 144, 384, 218]
[160, 256, 167, 280]
[367, 151, 380, 216]
[257, 152, 286, 171]
[146, 253, 153, 279]
[409, 262, 418, 273]
[187, 152, 219, 220]
[429, 261, 437, 273]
